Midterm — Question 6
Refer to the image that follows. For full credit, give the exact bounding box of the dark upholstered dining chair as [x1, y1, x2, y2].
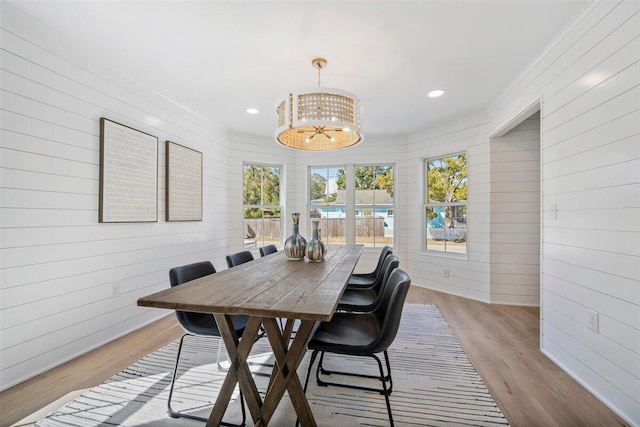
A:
[259, 244, 278, 257]
[337, 254, 399, 313]
[226, 250, 254, 268]
[302, 268, 411, 427]
[347, 245, 393, 288]
[168, 261, 247, 426]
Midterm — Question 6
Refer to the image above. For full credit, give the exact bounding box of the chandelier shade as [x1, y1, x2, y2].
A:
[275, 58, 363, 151]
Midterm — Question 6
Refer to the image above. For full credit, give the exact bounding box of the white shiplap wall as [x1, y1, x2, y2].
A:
[487, 1, 639, 424]
[407, 114, 493, 302]
[489, 113, 541, 306]
[0, 3, 236, 390]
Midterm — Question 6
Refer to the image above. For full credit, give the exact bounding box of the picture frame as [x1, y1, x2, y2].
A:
[99, 118, 158, 223]
[166, 141, 203, 221]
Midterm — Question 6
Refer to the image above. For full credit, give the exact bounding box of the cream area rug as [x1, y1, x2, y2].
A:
[35, 304, 509, 426]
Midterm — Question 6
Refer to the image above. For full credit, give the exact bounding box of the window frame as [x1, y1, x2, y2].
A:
[242, 162, 283, 249]
[307, 165, 348, 245]
[353, 163, 395, 249]
[423, 152, 468, 256]
[307, 163, 396, 249]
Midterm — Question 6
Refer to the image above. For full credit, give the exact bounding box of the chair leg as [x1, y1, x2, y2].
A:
[312, 350, 395, 426]
[383, 349, 393, 393]
[304, 350, 320, 394]
[315, 351, 327, 387]
[296, 350, 320, 427]
[216, 338, 228, 370]
[218, 333, 272, 371]
[168, 334, 188, 418]
[169, 334, 246, 426]
[317, 351, 393, 392]
[372, 353, 394, 427]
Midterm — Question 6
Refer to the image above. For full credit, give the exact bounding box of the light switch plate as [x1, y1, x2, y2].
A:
[588, 310, 599, 333]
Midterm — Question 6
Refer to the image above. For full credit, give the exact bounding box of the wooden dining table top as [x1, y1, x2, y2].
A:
[137, 244, 364, 321]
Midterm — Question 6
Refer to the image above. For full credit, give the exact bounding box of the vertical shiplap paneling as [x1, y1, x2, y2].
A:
[490, 113, 541, 305]
[0, 3, 234, 390]
[487, 1, 640, 424]
[407, 115, 492, 302]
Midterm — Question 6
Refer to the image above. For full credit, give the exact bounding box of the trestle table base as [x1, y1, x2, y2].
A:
[208, 314, 317, 427]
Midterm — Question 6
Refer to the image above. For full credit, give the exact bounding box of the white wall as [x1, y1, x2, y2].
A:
[488, 1, 639, 423]
[0, 3, 236, 390]
[406, 103, 541, 309]
[489, 113, 541, 306]
[407, 114, 493, 302]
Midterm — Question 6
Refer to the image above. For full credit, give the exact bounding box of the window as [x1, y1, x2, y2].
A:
[354, 165, 394, 248]
[308, 164, 395, 248]
[243, 163, 281, 249]
[309, 166, 346, 244]
[425, 153, 467, 254]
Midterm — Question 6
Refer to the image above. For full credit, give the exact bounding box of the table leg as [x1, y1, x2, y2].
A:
[266, 318, 295, 394]
[261, 318, 317, 427]
[208, 315, 264, 427]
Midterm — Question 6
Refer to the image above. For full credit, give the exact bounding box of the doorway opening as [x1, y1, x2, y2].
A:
[488, 108, 541, 308]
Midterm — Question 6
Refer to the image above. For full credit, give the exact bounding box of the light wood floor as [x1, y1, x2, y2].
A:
[0, 286, 628, 427]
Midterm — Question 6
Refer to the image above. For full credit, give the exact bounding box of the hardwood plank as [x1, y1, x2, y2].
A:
[406, 287, 629, 427]
[0, 314, 183, 427]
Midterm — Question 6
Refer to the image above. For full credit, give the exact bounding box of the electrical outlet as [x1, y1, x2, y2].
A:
[588, 310, 599, 333]
[112, 282, 121, 298]
[550, 202, 558, 220]
[443, 268, 449, 278]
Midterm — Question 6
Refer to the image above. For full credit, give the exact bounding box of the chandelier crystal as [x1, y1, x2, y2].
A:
[275, 58, 363, 150]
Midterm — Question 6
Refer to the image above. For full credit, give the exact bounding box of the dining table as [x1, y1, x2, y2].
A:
[137, 244, 364, 427]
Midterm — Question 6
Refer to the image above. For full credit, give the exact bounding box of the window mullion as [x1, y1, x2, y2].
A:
[345, 163, 355, 244]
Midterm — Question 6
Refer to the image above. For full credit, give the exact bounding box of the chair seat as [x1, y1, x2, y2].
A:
[347, 273, 376, 288]
[337, 288, 377, 311]
[177, 312, 250, 336]
[308, 312, 381, 356]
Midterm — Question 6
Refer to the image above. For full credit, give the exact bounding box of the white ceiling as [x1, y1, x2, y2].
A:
[10, 0, 589, 138]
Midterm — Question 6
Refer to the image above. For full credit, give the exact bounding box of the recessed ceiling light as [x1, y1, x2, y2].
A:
[246, 108, 259, 114]
[428, 89, 445, 98]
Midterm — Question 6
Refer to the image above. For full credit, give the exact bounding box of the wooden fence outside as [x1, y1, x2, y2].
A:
[245, 217, 386, 239]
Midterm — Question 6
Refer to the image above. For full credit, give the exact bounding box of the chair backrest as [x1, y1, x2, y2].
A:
[259, 244, 278, 257]
[226, 250, 254, 268]
[371, 246, 393, 277]
[366, 254, 399, 310]
[169, 261, 216, 287]
[371, 254, 399, 293]
[169, 261, 217, 333]
[370, 268, 411, 353]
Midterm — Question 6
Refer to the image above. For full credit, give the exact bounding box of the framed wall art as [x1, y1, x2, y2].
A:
[99, 118, 158, 223]
[166, 141, 203, 221]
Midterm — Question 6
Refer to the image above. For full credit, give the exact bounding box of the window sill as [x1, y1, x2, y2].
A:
[421, 250, 468, 261]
